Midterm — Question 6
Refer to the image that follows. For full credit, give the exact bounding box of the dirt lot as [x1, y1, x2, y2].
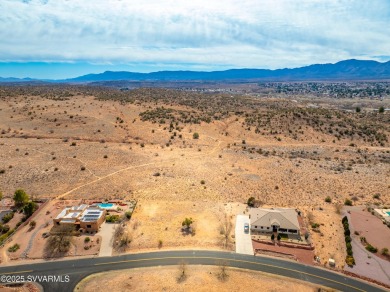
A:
[74, 265, 324, 292]
[123, 200, 242, 253]
[302, 205, 347, 270]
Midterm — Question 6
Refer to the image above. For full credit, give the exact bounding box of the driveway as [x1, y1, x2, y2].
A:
[98, 223, 117, 257]
[343, 210, 390, 285]
[235, 215, 253, 255]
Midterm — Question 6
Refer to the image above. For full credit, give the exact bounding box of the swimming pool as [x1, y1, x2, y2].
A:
[98, 203, 115, 209]
[386, 211, 390, 216]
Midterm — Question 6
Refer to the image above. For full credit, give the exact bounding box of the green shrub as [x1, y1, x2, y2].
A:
[1, 224, 10, 233]
[106, 215, 120, 223]
[344, 199, 353, 206]
[345, 236, 351, 243]
[346, 255, 355, 267]
[2, 212, 14, 223]
[193, 132, 199, 139]
[381, 247, 389, 256]
[84, 237, 90, 243]
[8, 243, 20, 253]
[365, 244, 378, 253]
[311, 223, 320, 229]
[325, 196, 332, 203]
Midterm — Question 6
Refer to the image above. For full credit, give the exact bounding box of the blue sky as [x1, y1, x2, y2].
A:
[1, 0, 390, 79]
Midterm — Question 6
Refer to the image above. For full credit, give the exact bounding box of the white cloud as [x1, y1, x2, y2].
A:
[0, 0, 389, 70]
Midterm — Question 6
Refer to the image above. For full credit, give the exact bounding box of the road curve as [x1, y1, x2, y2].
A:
[0, 250, 387, 292]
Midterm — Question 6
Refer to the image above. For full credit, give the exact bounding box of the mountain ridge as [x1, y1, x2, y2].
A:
[1, 59, 390, 83]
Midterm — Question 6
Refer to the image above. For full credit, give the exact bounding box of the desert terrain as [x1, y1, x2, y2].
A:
[74, 265, 325, 292]
[0, 84, 389, 281]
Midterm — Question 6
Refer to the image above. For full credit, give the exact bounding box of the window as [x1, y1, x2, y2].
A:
[87, 224, 92, 228]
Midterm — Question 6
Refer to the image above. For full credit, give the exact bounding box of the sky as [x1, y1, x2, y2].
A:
[0, 0, 390, 79]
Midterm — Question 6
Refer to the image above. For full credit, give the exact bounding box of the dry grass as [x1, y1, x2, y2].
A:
[74, 265, 325, 292]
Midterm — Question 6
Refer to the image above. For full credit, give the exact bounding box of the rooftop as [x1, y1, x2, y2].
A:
[250, 208, 300, 230]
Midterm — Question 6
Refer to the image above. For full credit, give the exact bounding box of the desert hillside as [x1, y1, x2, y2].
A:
[0, 85, 389, 208]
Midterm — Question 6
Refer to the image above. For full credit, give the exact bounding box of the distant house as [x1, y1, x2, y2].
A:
[53, 204, 106, 233]
[249, 208, 300, 235]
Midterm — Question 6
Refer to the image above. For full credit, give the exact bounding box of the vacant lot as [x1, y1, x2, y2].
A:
[124, 200, 241, 252]
[75, 265, 323, 292]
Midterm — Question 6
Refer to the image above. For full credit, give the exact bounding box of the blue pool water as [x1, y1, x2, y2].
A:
[98, 203, 114, 209]
[387, 211, 390, 216]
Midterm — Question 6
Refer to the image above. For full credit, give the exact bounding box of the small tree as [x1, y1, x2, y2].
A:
[29, 220, 36, 229]
[13, 189, 29, 207]
[219, 212, 232, 249]
[325, 196, 332, 203]
[247, 197, 255, 207]
[216, 260, 229, 281]
[182, 217, 193, 229]
[271, 233, 275, 241]
[381, 247, 389, 256]
[23, 201, 38, 218]
[355, 107, 361, 113]
[192, 132, 199, 139]
[379, 106, 385, 113]
[177, 261, 187, 282]
[45, 224, 74, 255]
[277, 234, 281, 241]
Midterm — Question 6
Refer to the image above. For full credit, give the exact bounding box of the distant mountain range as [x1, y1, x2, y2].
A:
[1, 59, 390, 83]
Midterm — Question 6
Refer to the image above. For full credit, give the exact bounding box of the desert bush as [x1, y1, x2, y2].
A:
[346, 255, 355, 267]
[344, 199, 353, 206]
[8, 243, 20, 253]
[325, 196, 332, 203]
[193, 132, 199, 139]
[84, 236, 90, 243]
[125, 211, 132, 219]
[182, 217, 193, 229]
[381, 247, 389, 256]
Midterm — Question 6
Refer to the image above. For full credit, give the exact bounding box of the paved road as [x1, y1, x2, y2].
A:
[0, 250, 387, 292]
